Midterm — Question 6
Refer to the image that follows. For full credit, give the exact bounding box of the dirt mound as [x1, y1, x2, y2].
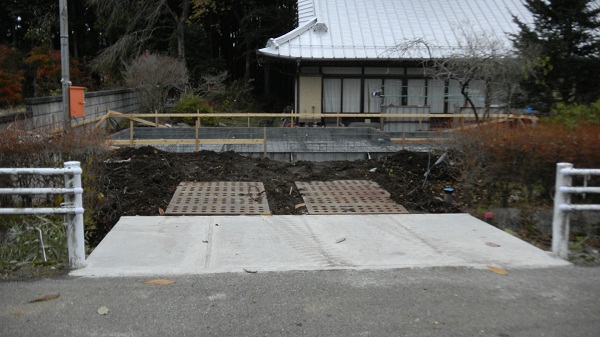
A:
[91, 146, 463, 246]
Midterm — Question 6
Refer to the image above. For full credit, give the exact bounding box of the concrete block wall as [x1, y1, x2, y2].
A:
[2, 89, 138, 130]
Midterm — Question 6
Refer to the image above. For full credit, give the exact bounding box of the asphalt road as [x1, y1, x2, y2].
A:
[1, 266, 599, 337]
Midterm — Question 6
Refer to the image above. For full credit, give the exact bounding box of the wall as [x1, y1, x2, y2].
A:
[1, 89, 138, 130]
[298, 75, 322, 123]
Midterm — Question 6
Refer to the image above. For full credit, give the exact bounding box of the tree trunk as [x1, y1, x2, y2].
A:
[461, 84, 479, 121]
[484, 79, 491, 119]
[244, 51, 251, 83]
[177, 21, 185, 61]
[177, 0, 190, 62]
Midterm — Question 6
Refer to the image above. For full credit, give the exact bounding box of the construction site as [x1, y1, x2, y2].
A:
[109, 125, 449, 162]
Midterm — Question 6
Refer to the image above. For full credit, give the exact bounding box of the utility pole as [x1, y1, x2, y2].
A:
[59, 0, 70, 131]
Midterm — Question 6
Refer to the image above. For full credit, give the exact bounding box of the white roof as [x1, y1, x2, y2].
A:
[259, 0, 534, 60]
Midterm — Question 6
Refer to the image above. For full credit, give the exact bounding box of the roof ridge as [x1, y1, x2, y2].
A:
[266, 17, 317, 49]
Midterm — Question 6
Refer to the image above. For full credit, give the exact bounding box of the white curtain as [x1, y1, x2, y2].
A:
[467, 80, 486, 108]
[364, 79, 382, 113]
[407, 79, 426, 106]
[448, 80, 465, 112]
[383, 79, 402, 107]
[342, 79, 361, 112]
[323, 79, 341, 113]
[428, 79, 445, 113]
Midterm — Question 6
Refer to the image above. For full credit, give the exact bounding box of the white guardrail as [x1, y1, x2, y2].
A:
[0, 161, 85, 269]
[552, 162, 600, 259]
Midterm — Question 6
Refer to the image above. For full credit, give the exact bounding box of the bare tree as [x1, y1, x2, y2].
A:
[124, 52, 189, 113]
[388, 24, 528, 121]
[88, 0, 190, 70]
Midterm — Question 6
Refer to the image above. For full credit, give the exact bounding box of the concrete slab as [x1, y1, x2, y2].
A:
[71, 214, 570, 277]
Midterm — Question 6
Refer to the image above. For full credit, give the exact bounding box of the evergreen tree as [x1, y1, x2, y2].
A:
[511, 0, 600, 112]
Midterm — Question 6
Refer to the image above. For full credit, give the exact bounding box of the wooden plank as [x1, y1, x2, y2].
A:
[117, 112, 538, 121]
[390, 138, 450, 143]
[110, 139, 266, 146]
[110, 111, 166, 128]
[93, 110, 114, 128]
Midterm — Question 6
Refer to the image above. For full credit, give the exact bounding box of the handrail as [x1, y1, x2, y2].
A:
[0, 161, 85, 269]
[552, 162, 600, 259]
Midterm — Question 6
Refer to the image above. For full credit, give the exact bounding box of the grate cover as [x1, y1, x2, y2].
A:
[165, 181, 270, 215]
[295, 180, 408, 214]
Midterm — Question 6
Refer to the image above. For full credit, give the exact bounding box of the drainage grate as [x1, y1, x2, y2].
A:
[165, 181, 270, 215]
[295, 180, 408, 214]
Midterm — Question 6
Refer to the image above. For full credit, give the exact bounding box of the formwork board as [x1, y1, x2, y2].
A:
[295, 180, 408, 214]
[165, 181, 270, 215]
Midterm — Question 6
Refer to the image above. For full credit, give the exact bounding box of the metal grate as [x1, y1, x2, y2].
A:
[296, 180, 408, 214]
[165, 181, 270, 215]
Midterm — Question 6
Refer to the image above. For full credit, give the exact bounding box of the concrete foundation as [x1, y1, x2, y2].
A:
[111, 127, 449, 162]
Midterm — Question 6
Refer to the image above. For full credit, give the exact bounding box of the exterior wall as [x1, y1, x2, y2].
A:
[295, 65, 499, 129]
[298, 75, 322, 122]
[2, 89, 138, 130]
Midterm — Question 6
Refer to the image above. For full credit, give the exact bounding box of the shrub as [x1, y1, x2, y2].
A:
[545, 99, 600, 129]
[0, 216, 67, 267]
[451, 121, 600, 207]
[171, 94, 216, 125]
[0, 127, 111, 264]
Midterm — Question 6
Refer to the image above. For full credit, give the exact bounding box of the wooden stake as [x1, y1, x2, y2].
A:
[195, 119, 199, 153]
[263, 127, 267, 159]
[129, 120, 134, 147]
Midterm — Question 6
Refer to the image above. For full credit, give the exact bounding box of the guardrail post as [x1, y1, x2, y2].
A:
[552, 162, 573, 259]
[64, 161, 85, 268]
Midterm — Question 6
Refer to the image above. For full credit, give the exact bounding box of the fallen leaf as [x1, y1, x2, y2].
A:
[295, 203, 306, 209]
[336, 238, 346, 243]
[485, 242, 500, 247]
[487, 265, 508, 275]
[243, 268, 257, 274]
[28, 294, 60, 303]
[97, 306, 109, 315]
[143, 279, 176, 285]
[158, 208, 165, 215]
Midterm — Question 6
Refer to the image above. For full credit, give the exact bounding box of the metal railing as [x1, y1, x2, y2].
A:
[552, 162, 600, 259]
[0, 161, 85, 268]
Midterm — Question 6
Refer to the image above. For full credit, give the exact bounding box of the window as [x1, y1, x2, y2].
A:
[323, 78, 341, 113]
[364, 79, 383, 113]
[342, 79, 361, 113]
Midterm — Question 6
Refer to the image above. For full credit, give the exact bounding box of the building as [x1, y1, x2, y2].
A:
[258, 0, 533, 130]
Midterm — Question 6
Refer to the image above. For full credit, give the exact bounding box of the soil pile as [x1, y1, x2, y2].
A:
[92, 146, 464, 246]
